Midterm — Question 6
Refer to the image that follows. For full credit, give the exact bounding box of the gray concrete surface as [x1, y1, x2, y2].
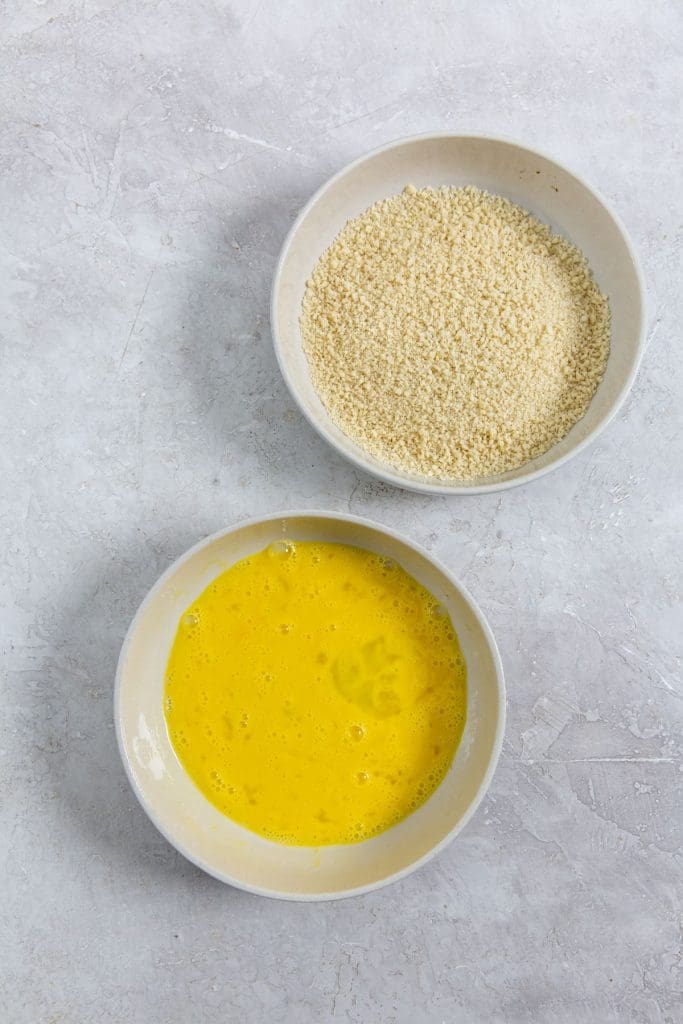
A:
[1, 1, 681, 1021]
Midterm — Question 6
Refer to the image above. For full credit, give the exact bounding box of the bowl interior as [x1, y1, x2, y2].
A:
[273, 135, 645, 493]
[116, 514, 504, 899]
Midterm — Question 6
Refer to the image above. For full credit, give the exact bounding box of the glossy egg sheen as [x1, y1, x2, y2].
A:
[164, 541, 467, 846]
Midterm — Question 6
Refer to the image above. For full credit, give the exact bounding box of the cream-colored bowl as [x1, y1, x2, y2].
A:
[271, 133, 646, 494]
[115, 512, 505, 900]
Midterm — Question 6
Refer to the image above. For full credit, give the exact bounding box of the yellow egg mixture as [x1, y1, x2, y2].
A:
[164, 541, 467, 845]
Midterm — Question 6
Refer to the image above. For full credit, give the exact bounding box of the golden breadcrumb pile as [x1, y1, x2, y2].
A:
[300, 185, 611, 481]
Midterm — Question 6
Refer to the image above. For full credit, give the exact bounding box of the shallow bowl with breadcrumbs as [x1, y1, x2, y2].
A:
[271, 134, 646, 494]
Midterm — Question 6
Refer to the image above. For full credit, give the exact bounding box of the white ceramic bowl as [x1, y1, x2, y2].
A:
[272, 133, 646, 494]
[115, 511, 505, 900]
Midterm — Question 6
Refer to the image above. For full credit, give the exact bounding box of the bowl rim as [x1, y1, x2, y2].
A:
[114, 509, 506, 901]
[270, 130, 647, 495]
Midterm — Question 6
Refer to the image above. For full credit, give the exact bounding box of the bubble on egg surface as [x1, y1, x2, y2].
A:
[268, 539, 295, 557]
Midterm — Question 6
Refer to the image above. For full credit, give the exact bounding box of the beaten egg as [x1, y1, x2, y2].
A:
[164, 541, 467, 845]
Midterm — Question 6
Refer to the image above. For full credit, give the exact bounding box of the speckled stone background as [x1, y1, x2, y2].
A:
[2, 1, 681, 1021]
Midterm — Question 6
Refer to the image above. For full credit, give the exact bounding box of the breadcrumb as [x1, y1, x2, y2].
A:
[300, 185, 611, 481]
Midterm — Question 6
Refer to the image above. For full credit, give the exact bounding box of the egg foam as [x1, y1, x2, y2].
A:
[164, 540, 467, 846]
